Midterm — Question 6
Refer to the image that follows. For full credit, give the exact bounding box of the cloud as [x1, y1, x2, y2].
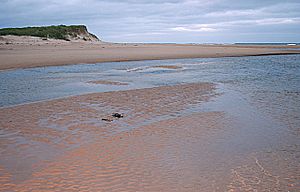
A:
[0, 0, 299, 43]
[205, 9, 262, 17]
[170, 17, 300, 34]
[171, 26, 218, 32]
[206, 17, 300, 27]
[255, 18, 300, 25]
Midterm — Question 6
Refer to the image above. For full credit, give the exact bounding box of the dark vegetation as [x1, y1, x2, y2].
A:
[0, 25, 98, 41]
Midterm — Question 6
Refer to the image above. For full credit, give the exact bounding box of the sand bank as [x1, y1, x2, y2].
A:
[0, 82, 298, 191]
[1, 35, 300, 70]
[0, 83, 220, 191]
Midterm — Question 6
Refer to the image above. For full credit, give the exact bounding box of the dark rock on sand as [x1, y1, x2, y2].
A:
[112, 113, 123, 118]
[102, 118, 113, 122]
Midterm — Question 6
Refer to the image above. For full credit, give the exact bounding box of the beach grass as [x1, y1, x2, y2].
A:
[0, 25, 89, 40]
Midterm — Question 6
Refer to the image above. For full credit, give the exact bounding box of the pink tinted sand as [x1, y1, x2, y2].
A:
[0, 83, 299, 191]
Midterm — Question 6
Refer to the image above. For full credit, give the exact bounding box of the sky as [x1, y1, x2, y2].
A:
[0, 0, 299, 43]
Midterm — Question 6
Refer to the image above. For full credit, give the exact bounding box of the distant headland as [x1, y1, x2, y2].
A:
[0, 25, 100, 41]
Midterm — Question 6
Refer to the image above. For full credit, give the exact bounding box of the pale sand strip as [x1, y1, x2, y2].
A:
[87, 80, 129, 85]
[1, 36, 300, 70]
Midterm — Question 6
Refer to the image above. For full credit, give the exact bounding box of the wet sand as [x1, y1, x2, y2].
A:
[1, 35, 300, 70]
[0, 83, 219, 191]
[0, 82, 299, 191]
[87, 80, 128, 85]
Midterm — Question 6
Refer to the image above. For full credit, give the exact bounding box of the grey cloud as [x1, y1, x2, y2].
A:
[0, 0, 299, 43]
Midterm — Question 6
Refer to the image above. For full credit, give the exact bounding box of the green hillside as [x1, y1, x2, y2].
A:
[0, 25, 99, 41]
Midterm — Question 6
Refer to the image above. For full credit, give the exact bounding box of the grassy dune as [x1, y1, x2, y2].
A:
[0, 25, 98, 41]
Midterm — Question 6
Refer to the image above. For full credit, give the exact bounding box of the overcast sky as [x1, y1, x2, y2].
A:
[0, 0, 299, 43]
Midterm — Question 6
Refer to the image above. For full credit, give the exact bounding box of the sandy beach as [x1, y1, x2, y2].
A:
[1, 35, 300, 70]
[1, 0, 300, 190]
[1, 82, 298, 191]
[0, 35, 299, 191]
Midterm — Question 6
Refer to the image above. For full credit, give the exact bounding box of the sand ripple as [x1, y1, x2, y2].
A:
[1, 82, 298, 191]
[0, 83, 225, 191]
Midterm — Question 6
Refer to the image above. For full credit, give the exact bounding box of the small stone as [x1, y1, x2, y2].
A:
[112, 113, 123, 118]
[102, 118, 113, 122]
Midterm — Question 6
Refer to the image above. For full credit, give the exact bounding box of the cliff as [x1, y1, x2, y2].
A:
[0, 25, 100, 41]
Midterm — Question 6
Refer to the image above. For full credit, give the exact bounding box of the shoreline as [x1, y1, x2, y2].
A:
[1, 36, 300, 71]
